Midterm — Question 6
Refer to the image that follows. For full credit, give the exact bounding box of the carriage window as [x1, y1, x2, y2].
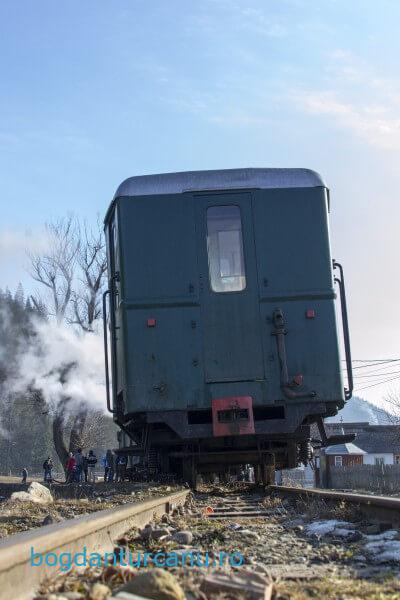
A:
[206, 206, 246, 292]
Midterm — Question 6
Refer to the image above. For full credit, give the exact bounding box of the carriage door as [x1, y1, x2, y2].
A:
[195, 193, 264, 382]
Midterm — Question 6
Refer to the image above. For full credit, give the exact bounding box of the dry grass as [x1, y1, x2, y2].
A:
[196, 482, 258, 495]
[0, 498, 115, 538]
[274, 577, 400, 599]
[293, 496, 364, 523]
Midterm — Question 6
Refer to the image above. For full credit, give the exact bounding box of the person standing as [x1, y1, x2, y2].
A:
[43, 457, 53, 483]
[115, 455, 121, 482]
[116, 455, 127, 482]
[65, 452, 76, 483]
[42, 458, 49, 482]
[21, 468, 28, 484]
[87, 450, 98, 483]
[74, 448, 84, 483]
[105, 449, 115, 483]
[101, 454, 108, 482]
[47, 458, 53, 482]
[83, 454, 88, 483]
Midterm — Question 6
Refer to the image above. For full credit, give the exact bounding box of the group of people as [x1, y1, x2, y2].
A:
[38, 449, 128, 484]
[65, 449, 98, 483]
[103, 449, 128, 482]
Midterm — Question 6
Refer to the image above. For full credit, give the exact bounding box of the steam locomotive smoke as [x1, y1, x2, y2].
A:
[11, 317, 106, 413]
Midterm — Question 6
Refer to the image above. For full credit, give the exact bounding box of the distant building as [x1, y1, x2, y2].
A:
[353, 426, 400, 466]
[325, 423, 400, 466]
[324, 442, 366, 467]
[316, 423, 400, 488]
[325, 421, 369, 436]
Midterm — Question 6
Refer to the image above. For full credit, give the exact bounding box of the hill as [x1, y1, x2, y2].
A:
[325, 396, 392, 424]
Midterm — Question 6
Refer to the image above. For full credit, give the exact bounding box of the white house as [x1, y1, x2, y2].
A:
[326, 423, 400, 466]
[354, 426, 400, 465]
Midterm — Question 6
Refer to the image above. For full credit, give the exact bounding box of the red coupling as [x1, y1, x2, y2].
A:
[292, 374, 303, 387]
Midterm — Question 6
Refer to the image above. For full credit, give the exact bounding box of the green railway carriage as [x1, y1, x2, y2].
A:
[103, 168, 353, 485]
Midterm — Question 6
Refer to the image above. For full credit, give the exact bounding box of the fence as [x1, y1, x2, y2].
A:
[280, 467, 315, 488]
[329, 464, 400, 493]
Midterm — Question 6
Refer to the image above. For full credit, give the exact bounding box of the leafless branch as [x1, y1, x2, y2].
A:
[69, 217, 107, 331]
[27, 216, 80, 323]
[27, 214, 109, 467]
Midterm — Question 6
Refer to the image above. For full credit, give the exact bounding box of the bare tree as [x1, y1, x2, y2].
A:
[52, 397, 70, 469]
[384, 388, 400, 423]
[66, 219, 107, 463]
[52, 400, 113, 468]
[70, 219, 107, 332]
[28, 216, 108, 470]
[29, 217, 80, 323]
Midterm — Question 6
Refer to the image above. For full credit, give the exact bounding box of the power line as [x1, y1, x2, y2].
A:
[343, 358, 400, 362]
[354, 363, 400, 376]
[354, 370, 400, 379]
[343, 360, 400, 371]
[354, 374, 400, 392]
[349, 366, 400, 375]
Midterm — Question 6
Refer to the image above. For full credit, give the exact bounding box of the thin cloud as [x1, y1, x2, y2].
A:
[235, 7, 287, 37]
[185, 1, 287, 39]
[0, 229, 49, 265]
[296, 91, 400, 150]
[0, 124, 94, 153]
[293, 52, 400, 151]
[209, 108, 271, 127]
[0, 229, 50, 290]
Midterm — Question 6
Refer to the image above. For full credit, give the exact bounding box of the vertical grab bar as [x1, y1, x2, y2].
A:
[272, 308, 316, 399]
[102, 289, 114, 413]
[333, 260, 353, 400]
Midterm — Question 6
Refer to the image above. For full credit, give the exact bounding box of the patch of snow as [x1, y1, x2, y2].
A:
[365, 530, 398, 542]
[305, 520, 355, 536]
[333, 527, 358, 538]
[365, 540, 400, 563]
[365, 539, 400, 552]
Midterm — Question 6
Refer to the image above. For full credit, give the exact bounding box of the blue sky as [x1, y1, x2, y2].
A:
[1, 0, 400, 406]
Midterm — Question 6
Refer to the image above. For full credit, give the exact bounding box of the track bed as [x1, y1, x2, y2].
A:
[15, 483, 400, 599]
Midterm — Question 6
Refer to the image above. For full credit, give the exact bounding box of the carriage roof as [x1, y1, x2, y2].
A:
[113, 168, 326, 199]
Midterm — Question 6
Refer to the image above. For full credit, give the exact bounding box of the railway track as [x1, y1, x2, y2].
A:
[0, 489, 189, 600]
[206, 491, 275, 519]
[2, 484, 400, 599]
[270, 485, 400, 526]
[204, 484, 400, 524]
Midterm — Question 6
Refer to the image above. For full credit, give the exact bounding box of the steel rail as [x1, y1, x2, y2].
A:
[270, 485, 400, 525]
[0, 489, 189, 600]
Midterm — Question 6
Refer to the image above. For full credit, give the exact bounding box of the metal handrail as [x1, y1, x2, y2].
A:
[102, 289, 114, 413]
[271, 308, 316, 399]
[333, 260, 353, 400]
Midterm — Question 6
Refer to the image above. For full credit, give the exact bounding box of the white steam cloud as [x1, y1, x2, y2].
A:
[10, 317, 106, 414]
